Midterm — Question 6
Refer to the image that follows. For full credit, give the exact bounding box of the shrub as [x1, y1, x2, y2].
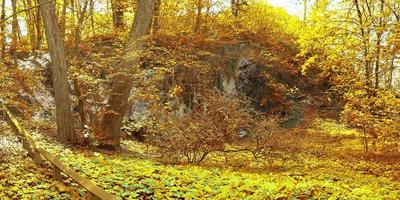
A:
[342, 89, 400, 154]
[148, 91, 253, 164]
[148, 91, 301, 164]
[225, 116, 301, 163]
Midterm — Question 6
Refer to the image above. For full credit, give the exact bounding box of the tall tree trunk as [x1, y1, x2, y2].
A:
[387, 55, 395, 89]
[354, 0, 372, 88]
[374, 0, 385, 89]
[194, 0, 202, 34]
[303, 0, 308, 21]
[38, 0, 76, 144]
[60, 0, 68, 39]
[71, 0, 75, 36]
[231, 0, 238, 16]
[11, 0, 18, 66]
[152, 0, 161, 34]
[0, 0, 5, 59]
[374, 32, 382, 89]
[35, 4, 43, 50]
[89, 0, 95, 36]
[231, 0, 247, 17]
[111, 0, 125, 29]
[73, 0, 90, 130]
[99, 0, 156, 150]
[23, 0, 38, 51]
[74, 0, 89, 53]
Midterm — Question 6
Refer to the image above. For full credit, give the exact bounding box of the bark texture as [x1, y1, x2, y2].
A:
[11, 0, 18, 66]
[0, 0, 5, 59]
[39, 0, 76, 144]
[111, 0, 125, 29]
[99, 0, 156, 150]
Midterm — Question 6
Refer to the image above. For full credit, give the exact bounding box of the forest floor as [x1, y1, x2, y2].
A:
[0, 124, 79, 199]
[1, 114, 399, 200]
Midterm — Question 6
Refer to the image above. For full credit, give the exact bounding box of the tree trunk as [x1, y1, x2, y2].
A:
[99, 0, 156, 150]
[89, 0, 95, 36]
[354, 0, 372, 88]
[303, 0, 308, 21]
[35, 5, 43, 50]
[23, 0, 36, 51]
[11, 0, 18, 66]
[194, 0, 202, 34]
[72, 78, 86, 130]
[374, 32, 382, 89]
[38, 0, 76, 144]
[73, 0, 90, 130]
[387, 55, 395, 89]
[0, 0, 5, 59]
[111, 0, 125, 29]
[71, 0, 75, 33]
[231, 0, 238, 16]
[374, 0, 385, 89]
[60, 0, 67, 39]
[152, 0, 161, 34]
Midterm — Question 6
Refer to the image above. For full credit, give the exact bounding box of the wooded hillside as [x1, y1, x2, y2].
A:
[0, 0, 399, 199]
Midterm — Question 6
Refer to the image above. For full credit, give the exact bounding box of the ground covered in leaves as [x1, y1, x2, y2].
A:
[0, 124, 78, 199]
[0, 119, 399, 199]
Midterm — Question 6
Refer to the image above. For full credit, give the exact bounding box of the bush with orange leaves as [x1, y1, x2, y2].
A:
[148, 91, 255, 164]
[342, 89, 400, 154]
[147, 90, 300, 164]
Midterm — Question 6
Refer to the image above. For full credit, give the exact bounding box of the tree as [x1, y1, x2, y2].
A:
[111, 0, 125, 29]
[194, 0, 203, 33]
[354, 0, 373, 88]
[298, 0, 400, 153]
[373, 0, 386, 89]
[231, 0, 247, 16]
[34, 1, 43, 49]
[303, 0, 308, 21]
[38, 0, 76, 144]
[60, 0, 68, 39]
[72, 0, 90, 130]
[98, 0, 157, 150]
[11, 0, 18, 66]
[22, 0, 41, 51]
[0, 0, 5, 59]
[152, 0, 161, 33]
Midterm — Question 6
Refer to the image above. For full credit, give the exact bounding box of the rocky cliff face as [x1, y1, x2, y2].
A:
[216, 53, 270, 109]
[127, 41, 333, 125]
[213, 44, 293, 112]
[15, 38, 335, 139]
[17, 52, 56, 121]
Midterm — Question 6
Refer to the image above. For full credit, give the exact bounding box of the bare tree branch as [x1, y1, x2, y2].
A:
[0, 0, 51, 24]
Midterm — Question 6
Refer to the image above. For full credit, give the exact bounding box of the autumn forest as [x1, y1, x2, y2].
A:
[0, 0, 399, 199]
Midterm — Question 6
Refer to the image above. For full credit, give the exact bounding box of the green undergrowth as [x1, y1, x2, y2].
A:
[35, 129, 400, 199]
[0, 126, 79, 199]
[2, 119, 399, 199]
[0, 159, 78, 199]
[63, 152, 399, 199]
[310, 118, 361, 137]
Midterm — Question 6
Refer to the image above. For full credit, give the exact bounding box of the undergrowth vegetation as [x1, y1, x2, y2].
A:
[2, 118, 399, 199]
[0, 0, 399, 199]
